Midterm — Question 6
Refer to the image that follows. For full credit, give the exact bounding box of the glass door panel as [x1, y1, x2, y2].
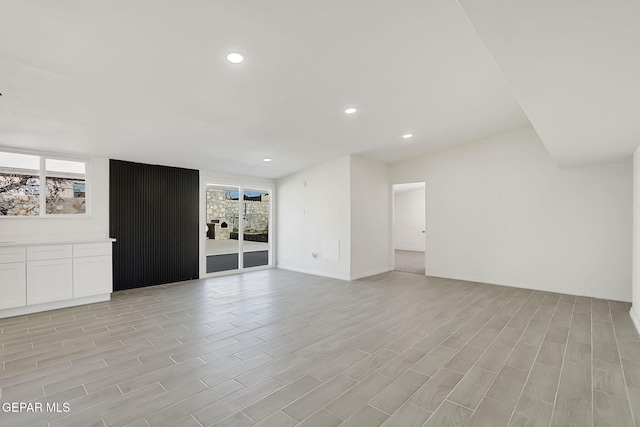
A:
[206, 185, 240, 273]
[242, 189, 270, 268]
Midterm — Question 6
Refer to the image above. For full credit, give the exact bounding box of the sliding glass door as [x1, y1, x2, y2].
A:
[205, 184, 271, 275]
[242, 189, 270, 268]
[205, 185, 240, 273]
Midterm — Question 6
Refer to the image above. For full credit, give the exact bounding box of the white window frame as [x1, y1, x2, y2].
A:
[0, 148, 91, 219]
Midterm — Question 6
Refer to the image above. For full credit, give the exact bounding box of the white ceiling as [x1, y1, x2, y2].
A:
[0, 1, 636, 178]
[458, 0, 640, 167]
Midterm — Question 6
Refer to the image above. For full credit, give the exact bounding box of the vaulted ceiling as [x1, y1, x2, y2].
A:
[459, 0, 640, 168]
[0, 1, 637, 178]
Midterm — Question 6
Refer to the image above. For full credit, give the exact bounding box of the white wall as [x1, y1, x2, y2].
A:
[350, 156, 391, 280]
[631, 146, 640, 332]
[391, 126, 633, 301]
[0, 157, 110, 241]
[276, 156, 351, 280]
[393, 187, 425, 251]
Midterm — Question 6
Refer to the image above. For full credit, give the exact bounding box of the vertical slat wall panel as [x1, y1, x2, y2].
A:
[109, 160, 199, 291]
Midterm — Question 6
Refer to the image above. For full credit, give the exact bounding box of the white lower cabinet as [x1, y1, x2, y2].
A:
[0, 240, 113, 318]
[0, 262, 26, 309]
[73, 242, 112, 298]
[74, 255, 112, 298]
[27, 258, 73, 305]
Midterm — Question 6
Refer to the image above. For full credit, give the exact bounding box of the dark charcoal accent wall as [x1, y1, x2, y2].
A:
[110, 160, 199, 291]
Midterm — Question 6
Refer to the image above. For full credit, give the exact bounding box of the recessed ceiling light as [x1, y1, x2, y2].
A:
[344, 107, 357, 114]
[263, 158, 272, 162]
[403, 133, 413, 139]
[226, 52, 244, 64]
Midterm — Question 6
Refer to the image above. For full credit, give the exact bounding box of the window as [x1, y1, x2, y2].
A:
[0, 150, 88, 217]
[45, 158, 87, 215]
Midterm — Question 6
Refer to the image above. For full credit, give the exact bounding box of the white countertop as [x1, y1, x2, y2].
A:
[0, 238, 116, 247]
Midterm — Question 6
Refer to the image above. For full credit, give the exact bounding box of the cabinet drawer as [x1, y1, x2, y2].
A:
[27, 245, 73, 261]
[0, 246, 26, 263]
[73, 243, 112, 258]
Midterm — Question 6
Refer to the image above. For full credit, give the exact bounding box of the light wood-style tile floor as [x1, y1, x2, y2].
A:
[1, 269, 639, 427]
[394, 250, 425, 275]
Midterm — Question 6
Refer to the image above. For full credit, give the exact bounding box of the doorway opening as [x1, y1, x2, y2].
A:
[392, 182, 425, 275]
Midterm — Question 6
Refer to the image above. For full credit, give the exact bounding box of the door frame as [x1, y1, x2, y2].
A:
[199, 172, 276, 278]
[391, 181, 426, 273]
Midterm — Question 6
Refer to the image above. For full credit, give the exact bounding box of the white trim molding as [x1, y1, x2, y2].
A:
[631, 307, 640, 335]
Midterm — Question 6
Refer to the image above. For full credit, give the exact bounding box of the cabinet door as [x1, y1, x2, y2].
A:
[27, 259, 73, 305]
[0, 262, 26, 309]
[73, 256, 112, 298]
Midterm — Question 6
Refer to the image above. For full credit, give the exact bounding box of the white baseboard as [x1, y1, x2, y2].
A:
[276, 265, 391, 281]
[0, 294, 111, 319]
[276, 264, 351, 281]
[426, 270, 632, 302]
[631, 307, 640, 335]
[275, 265, 633, 303]
[351, 267, 391, 280]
